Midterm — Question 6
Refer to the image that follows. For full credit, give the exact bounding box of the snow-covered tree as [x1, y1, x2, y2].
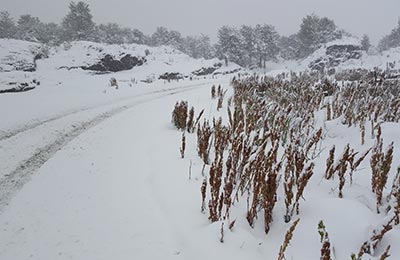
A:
[181, 34, 213, 59]
[168, 30, 184, 50]
[240, 25, 256, 67]
[297, 14, 342, 58]
[0, 11, 17, 39]
[95, 24, 148, 45]
[378, 19, 400, 51]
[15, 14, 41, 41]
[360, 34, 371, 52]
[151, 26, 169, 46]
[254, 24, 280, 67]
[279, 35, 301, 60]
[36, 22, 62, 45]
[126, 29, 148, 45]
[96, 23, 125, 44]
[61, 1, 95, 41]
[196, 34, 214, 59]
[216, 26, 244, 66]
[150, 27, 183, 50]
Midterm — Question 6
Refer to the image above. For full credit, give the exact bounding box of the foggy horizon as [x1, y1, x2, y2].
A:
[2, 0, 400, 44]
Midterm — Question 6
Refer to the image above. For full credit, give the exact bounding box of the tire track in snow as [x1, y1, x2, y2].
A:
[0, 82, 212, 142]
[0, 82, 209, 213]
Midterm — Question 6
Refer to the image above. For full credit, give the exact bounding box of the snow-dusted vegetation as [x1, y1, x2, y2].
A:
[170, 72, 400, 259]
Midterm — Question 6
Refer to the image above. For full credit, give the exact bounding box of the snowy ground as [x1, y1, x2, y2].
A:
[1, 40, 399, 260]
[1, 76, 399, 259]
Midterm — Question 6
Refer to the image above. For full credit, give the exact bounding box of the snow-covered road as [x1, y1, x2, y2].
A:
[0, 81, 214, 211]
[0, 82, 205, 259]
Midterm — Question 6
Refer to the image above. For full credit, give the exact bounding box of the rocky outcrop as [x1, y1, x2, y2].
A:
[0, 80, 39, 94]
[158, 72, 184, 81]
[191, 63, 222, 76]
[82, 54, 146, 72]
[0, 39, 43, 72]
[309, 44, 363, 72]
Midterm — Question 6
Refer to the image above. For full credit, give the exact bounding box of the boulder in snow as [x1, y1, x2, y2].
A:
[82, 54, 146, 72]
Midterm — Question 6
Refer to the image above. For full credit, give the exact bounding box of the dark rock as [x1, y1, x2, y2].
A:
[0, 81, 38, 94]
[309, 44, 363, 72]
[192, 63, 223, 76]
[6, 60, 37, 72]
[82, 54, 146, 72]
[158, 72, 183, 80]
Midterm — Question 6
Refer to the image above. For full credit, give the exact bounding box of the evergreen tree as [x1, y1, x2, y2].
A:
[151, 27, 183, 49]
[360, 34, 371, 52]
[151, 26, 169, 46]
[61, 1, 95, 41]
[96, 23, 124, 44]
[196, 34, 213, 59]
[16, 14, 41, 41]
[297, 14, 342, 58]
[126, 29, 147, 45]
[181, 34, 213, 59]
[240, 25, 256, 67]
[378, 19, 400, 51]
[216, 26, 244, 66]
[254, 24, 280, 67]
[36, 22, 62, 45]
[279, 35, 301, 60]
[168, 30, 184, 50]
[0, 11, 17, 39]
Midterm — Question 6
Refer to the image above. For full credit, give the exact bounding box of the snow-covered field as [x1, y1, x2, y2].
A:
[0, 39, 399, 260]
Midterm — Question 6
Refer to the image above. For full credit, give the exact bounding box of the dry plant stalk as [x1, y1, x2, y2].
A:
[390, 168, 400, 225]
[326, 102, 331, 121]
[197, 120, 212, 165]
[370, 217, 395, 252]
[325, 144, 368, 197]
[180, 132, 186, 159]
[318, 220, 332, 260]
[211, 85, 216, 99]
[361, 123, 366, 145]
[264, 159, 282, 234]
[220, 222, 224, 243]
[208, 154, 224, 222]
[284, 146, 295, 222]
[277, 219, 300, 260]
[172, 101, 188, 130]
[349, 148, 371, 184]
[305, 128, 323, 156]
[217, 85, 222, 97]
[217, 95, 223, 111]
[194, 109, 205, 129]
[229, 219, 236, 231]
[187, 107, 195, 133]
[371, 127, 394, 212]
[201, 179, 207, 213]
[357, 216, 395, 257]
[291, 163, 314, 216]
[337, 145, 351, 198]
[380, 245, 391, 260]
[325, 146, 335, 180]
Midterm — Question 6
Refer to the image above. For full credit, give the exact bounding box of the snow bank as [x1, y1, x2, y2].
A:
[0, 39, 41, 72]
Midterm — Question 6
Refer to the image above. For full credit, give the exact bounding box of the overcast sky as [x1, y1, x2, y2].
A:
[2, 0, 399, 43]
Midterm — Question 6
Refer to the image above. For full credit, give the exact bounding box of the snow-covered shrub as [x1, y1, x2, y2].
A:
[31, 44, 50, 61]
